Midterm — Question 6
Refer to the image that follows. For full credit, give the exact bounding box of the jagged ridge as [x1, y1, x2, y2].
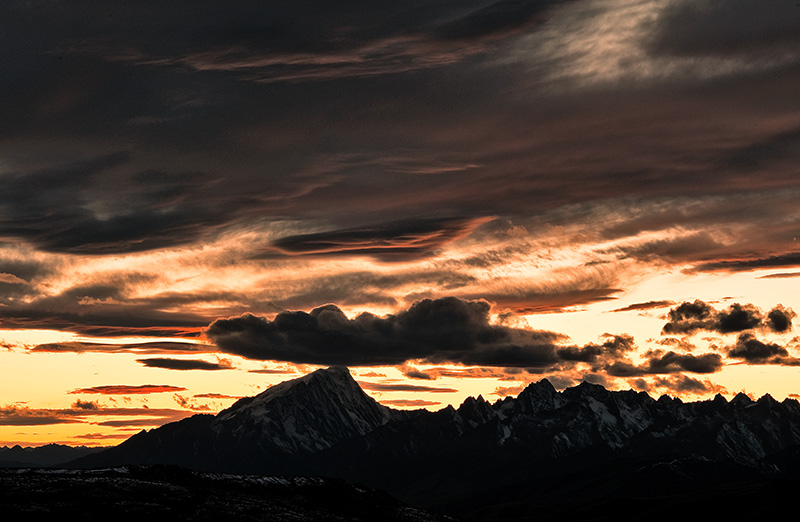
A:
[69, 367, 800, 518]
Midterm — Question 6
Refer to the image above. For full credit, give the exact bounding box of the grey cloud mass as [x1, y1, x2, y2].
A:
[0, 0, 799, 404]
[1, 0, 798, 258]
[662, 301, 795, 336]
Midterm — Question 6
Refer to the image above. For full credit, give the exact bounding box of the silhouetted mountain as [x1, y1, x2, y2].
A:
[69, 367, 800, 520]
[0, 443, 102, 468]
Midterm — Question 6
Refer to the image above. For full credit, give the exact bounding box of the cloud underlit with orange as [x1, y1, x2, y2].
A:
[1, 0, 800, 446]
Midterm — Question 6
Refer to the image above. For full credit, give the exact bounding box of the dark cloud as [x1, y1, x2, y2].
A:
[378, 399, 442, 407]
[0, 407, 79, 426]
[661, 300, 716, 335]
[71, 400, 101, 411]
[662, 300, 793, 335]
[610, 232, 725, 265]
[767, 306, 797, 333]
[69, 385, 188, 395]
[605, 350, 723, 377]
[0, 404, 190, 426]
[399, 363, 438, 380]
[136, 358, 235, 371]
[207, 297, 679, 373]
[265, 216, 492, 262]
[556, 334, 635, 363]
[726, 333, 796, 364]
[206, 297, 568, 367]
[609, 300, 675, 313]
[716, 303, 763, 333]
[0, 151, 234, 254]
[758, 272, 800, 279]
[634, 375, 728, 396]
[459, 287, 622, 314]
[193, 393, 242, 399]
[648, 0, 800, 58]
[644, 351, 723, 374]
[13, 0, 566, 83]
[30, 341, 209, 354]
[0, 283, 212, 338]
[690, 252, 800, 273]
[357, 382, 458, 393]
[248, 368, 298, 375]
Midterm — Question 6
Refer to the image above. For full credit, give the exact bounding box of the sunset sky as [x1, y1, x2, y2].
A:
[2, 0, 800, 447]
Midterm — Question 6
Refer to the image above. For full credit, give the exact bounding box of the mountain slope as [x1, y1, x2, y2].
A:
[71, 367, 412, 473]
[69, 367, 800, 519]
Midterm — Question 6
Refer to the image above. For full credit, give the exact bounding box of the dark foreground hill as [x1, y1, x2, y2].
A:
[68, 367, 800, 520]
[0, 465, 454, 522]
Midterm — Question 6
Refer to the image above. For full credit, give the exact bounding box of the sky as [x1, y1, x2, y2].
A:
[1, 0, 800, 447]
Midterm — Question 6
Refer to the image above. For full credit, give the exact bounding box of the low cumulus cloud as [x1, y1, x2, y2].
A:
[606, 350, 723, 377]
[206, 297, 609, 368]
[662, 300, 795, 335]
[726, 333, 799, 365]
[631, 375, 728, 396]
[205, 297, 728, 378]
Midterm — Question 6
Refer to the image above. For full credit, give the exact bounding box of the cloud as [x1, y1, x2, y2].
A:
[0, 151, 236, 254]
[492, 384, 527, 397]
[206, 297, 570, 367]
[609, 300, 675, 313]
[207, 297, 733, 377]
[632, 375, 728, 396]
[49, 1, 567, 83]
[193, 393, 242, 399]
[726, 333, 798, 365]
[399, 363, 438, 380]
[605, 350, 723, 377]
[266, 216, 493, 262]
[136, 357, 235, 371]
[248, 367, 298, 374]
[0, 404, 191, 427]
[71, 400, 101, 411]
[662, 300, 794, 335]
[378, 399, 442, 407]
[357, 382, 458, 393]
[69, 385, 188, 395]
[758, 272, 800, 279]
[690, 252, 800, 273]
[556, 333, 635, 363]
[766, 305, 797, 333]
[0, 407, 80, 426]
[31, 341, 210, 354]
[648, 0, 800, 59]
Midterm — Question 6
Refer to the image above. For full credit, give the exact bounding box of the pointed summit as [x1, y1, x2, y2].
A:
[730, 392, 753, 406]
[217, 367, 394, 453]
[517, 378, 566, 413]
[562, 380, 609, 402]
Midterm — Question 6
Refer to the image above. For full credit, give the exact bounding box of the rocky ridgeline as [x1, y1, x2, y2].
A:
[68, 367, 800, 518]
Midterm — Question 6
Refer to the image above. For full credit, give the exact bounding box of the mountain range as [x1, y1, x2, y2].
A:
[69, 367, 800, 520]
